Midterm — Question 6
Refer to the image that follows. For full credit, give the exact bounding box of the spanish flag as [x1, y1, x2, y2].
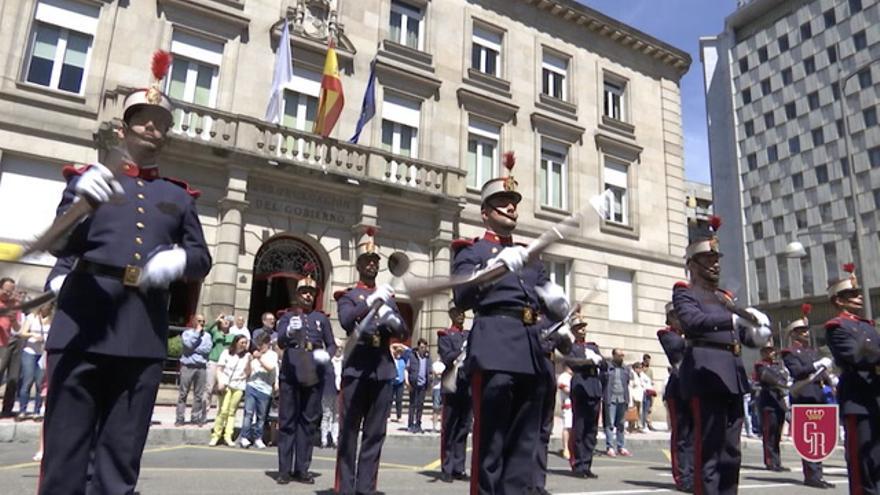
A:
[313, 40, 345, 138]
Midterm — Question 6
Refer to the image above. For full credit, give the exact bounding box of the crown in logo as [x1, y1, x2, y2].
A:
[805, 409, 825, 421]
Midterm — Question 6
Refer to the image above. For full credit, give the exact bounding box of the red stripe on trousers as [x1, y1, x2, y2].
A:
[691, 397, 703, 495]
[845, 414, 862, 495]
[35, 355, 51, 495]
[469, 371, 483, 495]
[669, 400, 680, 487]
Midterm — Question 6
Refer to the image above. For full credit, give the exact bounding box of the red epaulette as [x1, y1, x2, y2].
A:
[437, 329, 448, 337]
[62, 163, 92, 180]
[824, 318, 842, 331]
[318, 310, 330, 317]
[586, 341, 597, 346]
[451, 238, 477, 253]
[275, 307, 293, 318]
[673, 281, 689, 289]
[333, 288, 350, 301]
[719, 288, 735, 299]
[780, 347, 793, 355]
[162, 177, 201, 198]
[657, 328, 671, 338]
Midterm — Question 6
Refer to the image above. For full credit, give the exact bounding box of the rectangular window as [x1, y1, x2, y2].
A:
[808, 91, 820, 110]
[841, 157, 850, 176]
[827, 46, 838, 65]
[778, 255, 790, 299]
[758, 47, 768, 63]
[742, 88, 752, 104]
[869, 147, 880, 168]
[764, 111, 775, 128]
[858, 69, 872, 89]
[389, 0, 424, 50]
[812, 128, 825, 146]
[767, 144, 778, 163]
[466, 118, 499, 190]
[824, 242, 838, 283]
[745, 120, 754, 137]
[804, 56, 816, 75]
[541, 51, 567, 100]
[801, 254, 813, 296]
[864, 107, 877, 127]
[381, 93, 420, 158]
[792, 172, 803, 189]
[604, 158, 629, 225]
[789, 136, 801, 154]
[837, 119, 845, 136]
[540, 139, 567, 209]
[747, 152, 757, 170]
[796, 210, 808, 229]
[607, 267, 634, 323]
[820, 203, 832, 223]
[782, 68, 793, 85]
[24, 0, 100, 94]
[785, 101, 797, 119]
[846, 198, 855, 216]
[831, 81, 840, 100]
[773, 216, 784, 234]
[739, 57, 749, 74]
[753, 222, 763, 239]
[543, 259, 571, 297]
[854, 30, 868, 51]
[800, 22, 812, 41]
[816, 164, 828, 183]
[603, 79, 626, 121]
[167, 31, 223, 136]
[824, 9, 837, 28]
[472, 24, 502, 77]
[874, 190, 880, 209]
[849, 0, 862, 13]
[755, 258, 768, 302]
[761, 78, 771, 95]
[778, 34, 789, 52]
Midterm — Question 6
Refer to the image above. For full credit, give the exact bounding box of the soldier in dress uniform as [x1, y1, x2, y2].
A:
[451, 154, 569, 494]
[754, 344, 790, 472]
[564, 312, 604, 480]
[657, 302, 693, 492]
[531, 311, 573, 494]
[823, 264, 880, 494]
[276, 264, 337, 485]
[673, 216, 771, 495]
[334, 229, 409, 495]
[781, 304, 836, 489]
[38, 51, 212, 494]
[437, 303, 472, 484]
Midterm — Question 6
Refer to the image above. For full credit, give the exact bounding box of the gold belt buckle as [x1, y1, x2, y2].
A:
[123, 265, 142, 287]
[305, 341, 313, 352]
[371, 334, 381, 347]
[732, 342, 742, 356]
[522, 307, 535, 325]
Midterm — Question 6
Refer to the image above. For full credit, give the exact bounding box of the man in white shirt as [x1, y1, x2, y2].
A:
[229, 315, 250, 344]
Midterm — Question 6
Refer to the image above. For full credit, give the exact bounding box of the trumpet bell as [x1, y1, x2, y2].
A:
[388, 251, 410, 277]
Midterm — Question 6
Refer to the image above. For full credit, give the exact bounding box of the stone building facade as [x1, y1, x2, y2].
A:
[0, 0, 689, 365]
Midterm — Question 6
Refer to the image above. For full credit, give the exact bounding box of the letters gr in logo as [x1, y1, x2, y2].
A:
[792, 404, 839, 462]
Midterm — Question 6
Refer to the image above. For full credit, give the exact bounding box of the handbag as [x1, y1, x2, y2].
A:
[624, 406, 639, 422]
[216, 366, 229, 393]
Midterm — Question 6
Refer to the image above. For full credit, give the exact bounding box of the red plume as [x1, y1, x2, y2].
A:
[502, 152, 515, 171]
[708, 215, 722, 231]
[365, 226, 376, 237]
[843, 263, 855, 274]
[151, 50, 173, 81]
[801, 303, 812, 316]
[303, 262, 316, 274]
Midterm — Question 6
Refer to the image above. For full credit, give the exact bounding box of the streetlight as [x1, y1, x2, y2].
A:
[836, 55, 880, 320]
[785, 223, 855, 262]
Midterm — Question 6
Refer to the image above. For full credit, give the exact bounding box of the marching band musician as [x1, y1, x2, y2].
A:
[334, 229, 409, 495]
[657, 302, 693, 492]
[754, 344, 790, 473]
[437, 304, 472, 484]
[275, 264, 337, 485]
[824, 263, 880, 494]
[564, 312, 604, 481]
[38, 51, 212, 494]
[673, 216, 771, 495]
[451, 153, 569, 494]
[782, 304, 836, 489]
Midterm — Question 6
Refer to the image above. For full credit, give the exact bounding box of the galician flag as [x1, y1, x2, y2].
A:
[313, 40, 345, 138]
[264, 20, 292, 124]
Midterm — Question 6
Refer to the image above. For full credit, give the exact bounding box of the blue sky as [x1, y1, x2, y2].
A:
[579, 0, 738, 184]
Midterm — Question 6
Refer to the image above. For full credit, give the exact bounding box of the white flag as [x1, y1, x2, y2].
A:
[265, 20, 293, 124]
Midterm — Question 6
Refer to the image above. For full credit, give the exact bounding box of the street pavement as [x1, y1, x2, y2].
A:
[0, 426, 851, 494]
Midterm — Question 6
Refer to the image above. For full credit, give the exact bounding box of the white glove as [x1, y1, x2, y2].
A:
[556, 323, 573, 343]
[745, 308, 771, 327]
[139, 247, 186, 290]
[786, 378, 794, 388]
[313, 349, 331, 365]
[286, 315, 303, 336]
[48, 275, 66, 295]
[584, 348, 603, 365]
[829, 374, 839, 387]
[365, 284, 394, 306]
[813, 357, 833, 370]
[536, 282, 570, 321]
[489, 245, 529, 273]
[74, 163, 123, 203]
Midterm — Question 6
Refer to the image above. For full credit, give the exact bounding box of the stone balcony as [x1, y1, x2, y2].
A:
[98, 87, 467, 202]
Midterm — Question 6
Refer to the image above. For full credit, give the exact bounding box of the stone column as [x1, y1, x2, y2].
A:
[207, 166, 249, 316]
[425, 211, 456, 350]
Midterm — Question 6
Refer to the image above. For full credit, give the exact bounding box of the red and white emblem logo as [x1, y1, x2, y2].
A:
[791, 404, 838, 462]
